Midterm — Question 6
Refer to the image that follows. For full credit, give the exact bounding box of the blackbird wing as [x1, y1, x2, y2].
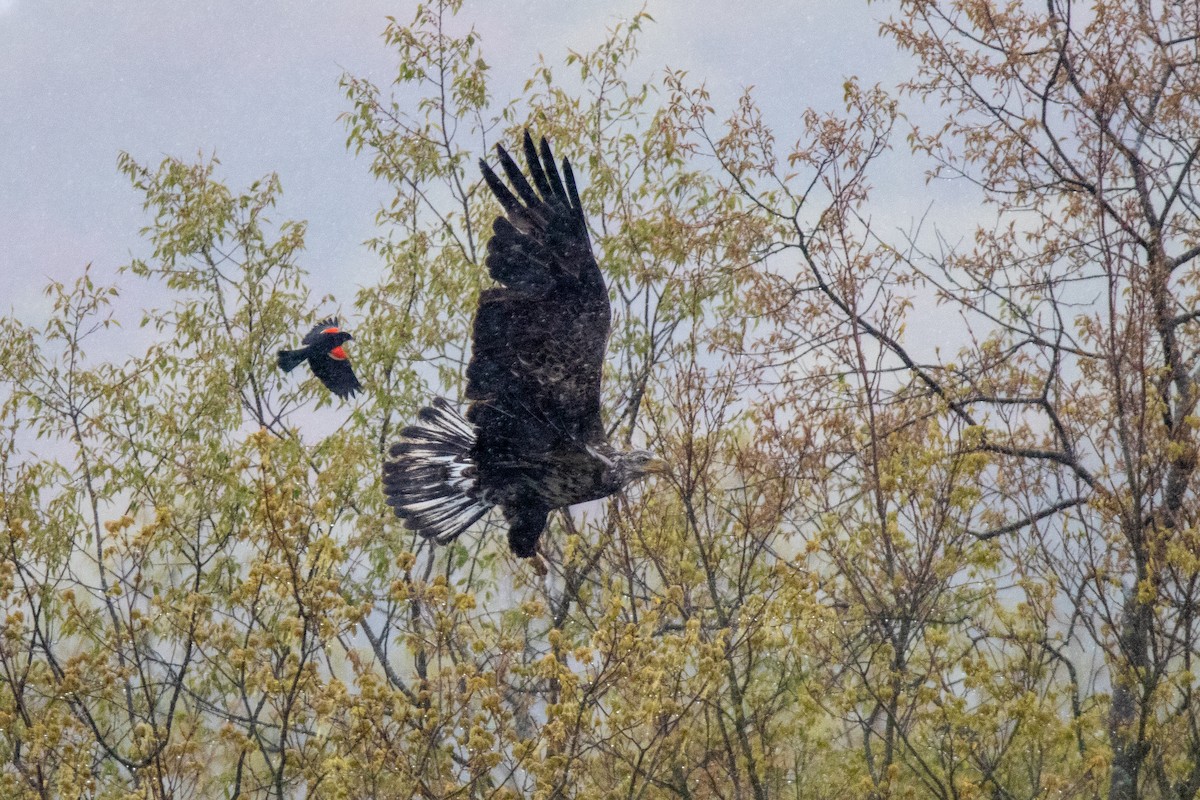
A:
[308, 351, 361, 399]
[467, 132, 610, 476]
[301, 317, 342, 345]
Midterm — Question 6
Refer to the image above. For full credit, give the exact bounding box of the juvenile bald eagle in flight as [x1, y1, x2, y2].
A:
[382, 132, 663, 562]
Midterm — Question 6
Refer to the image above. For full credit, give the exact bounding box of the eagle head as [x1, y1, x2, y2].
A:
[612, 448, 668, 486]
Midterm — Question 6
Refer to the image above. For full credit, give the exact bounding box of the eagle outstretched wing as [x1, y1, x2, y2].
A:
[467, 132, 610, 458]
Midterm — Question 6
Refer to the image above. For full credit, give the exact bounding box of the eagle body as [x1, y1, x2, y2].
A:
[383, 133, 662, 562]
[474, 441, 629, 511]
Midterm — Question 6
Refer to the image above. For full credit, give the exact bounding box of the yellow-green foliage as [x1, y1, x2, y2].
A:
[3, 1, 1200, 798]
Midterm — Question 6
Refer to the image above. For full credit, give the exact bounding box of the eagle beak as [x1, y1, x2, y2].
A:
[643, 456, 668, 475]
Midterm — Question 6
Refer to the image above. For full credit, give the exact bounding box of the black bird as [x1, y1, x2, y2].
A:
[382, 132, 664, 565]
[278, 317, 362, 399]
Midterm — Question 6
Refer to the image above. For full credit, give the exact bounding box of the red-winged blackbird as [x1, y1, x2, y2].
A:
[278, 317, 362, 399]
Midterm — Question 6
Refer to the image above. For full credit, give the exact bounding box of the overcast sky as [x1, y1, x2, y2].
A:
[2, 1, 926, 326]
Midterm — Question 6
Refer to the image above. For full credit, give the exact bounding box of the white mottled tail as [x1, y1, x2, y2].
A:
[383, 398, 492, 544]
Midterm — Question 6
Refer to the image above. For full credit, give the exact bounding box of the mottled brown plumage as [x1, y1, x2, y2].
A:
[383, 132, 662, 561]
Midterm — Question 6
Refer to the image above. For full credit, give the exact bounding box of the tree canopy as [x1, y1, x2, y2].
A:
[3, 1, 1200, 798]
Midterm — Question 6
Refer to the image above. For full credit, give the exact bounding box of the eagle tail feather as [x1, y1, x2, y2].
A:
[383, 398, 492, 544]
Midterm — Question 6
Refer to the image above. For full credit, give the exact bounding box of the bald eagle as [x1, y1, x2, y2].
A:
[382, 132, 663, 563]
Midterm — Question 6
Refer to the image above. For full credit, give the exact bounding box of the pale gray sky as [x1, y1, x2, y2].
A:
[2, 1, 934, 325]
